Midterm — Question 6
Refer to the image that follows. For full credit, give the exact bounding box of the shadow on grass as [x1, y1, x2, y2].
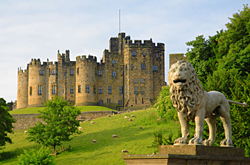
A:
[0, 144, 42, 163]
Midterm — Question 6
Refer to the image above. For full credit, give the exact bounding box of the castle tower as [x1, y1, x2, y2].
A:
[17, 69, 28, 109]
[75, 55, 97, 105]
[27, 58, 46, 107]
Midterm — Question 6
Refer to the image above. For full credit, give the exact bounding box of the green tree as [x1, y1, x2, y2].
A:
[18, 147, 55, 165]
[154, 86, 177, 121]
[27, 96, 81, 155]
[0, 98, 15, 150]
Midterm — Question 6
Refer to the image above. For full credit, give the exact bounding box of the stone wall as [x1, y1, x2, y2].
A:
[12, 111, 114, 130]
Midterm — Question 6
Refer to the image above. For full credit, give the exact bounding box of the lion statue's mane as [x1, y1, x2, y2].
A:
[167, 61, 204, 121]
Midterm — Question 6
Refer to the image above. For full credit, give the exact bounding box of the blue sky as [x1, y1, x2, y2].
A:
[0, 0, 248, 102]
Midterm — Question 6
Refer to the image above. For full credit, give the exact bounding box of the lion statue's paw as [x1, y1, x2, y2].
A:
[189, 136, 203, 145]
[203, 139, 215, 146]
[220, 138, 233, 147]
[174, 137, 188, 145]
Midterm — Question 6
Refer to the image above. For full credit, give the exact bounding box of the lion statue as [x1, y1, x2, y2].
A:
[167, 61, 247, 147]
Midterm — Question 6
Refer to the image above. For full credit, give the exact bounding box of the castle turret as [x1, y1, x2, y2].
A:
[75, 55, 97, 105]
[27, 59, 46, 107]
[17, 69, 28, 109]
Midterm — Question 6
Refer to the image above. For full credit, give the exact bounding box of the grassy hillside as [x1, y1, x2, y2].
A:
[1, 108, 180, 165]
[9, 106, 113, 114]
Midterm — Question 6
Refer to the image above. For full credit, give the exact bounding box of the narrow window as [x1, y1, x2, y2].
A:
[112, 71, 116, 77]
[52, 85, 56, 94]
[77, 68, 79, 75]
[153, 65, 158, 71]
[108, 86, 112, 94]
[135, 98, 137, 104]
[107, 98, 109, 103]
[119, 87, 123, 94]
[118, 100, 122, 105]
[134, 86, 139, 94]
[39, 70, 43, 75]
[140, 78, 144, 83]
[93, 85, 96, 94]
[156, 54, 158, 58]
[52, 69, 55, 75]
[86, 85, 89, 93]
[70, 87, 74, 94]
[99, 70, 102, 75]
[142, 98, 144, 104]
[132, 51, 136, 57]
[30, 86, 32, 96]
[70, 69, 74, 75]
[78, 85, 81, 93]
[143, 51, 145, 57]
[99, 87, 102, 94]
[140, 86, 144, 94]
[141, 63, 145, 70]
[38, 86, 42, 95]
[109, 99, 111, 103]
[99, 99, 103, 105]
[134, 78, 138, 84]
[131, 64, 133, 70]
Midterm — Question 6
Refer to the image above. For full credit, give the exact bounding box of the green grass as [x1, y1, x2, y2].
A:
[9, 106, 113, 114]
[1, 108, 180, 165]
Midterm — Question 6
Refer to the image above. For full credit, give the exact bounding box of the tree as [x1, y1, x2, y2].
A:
[0, 98, 15, 149]
[154, 86, 177, 121]
[27, 96, 81, 155]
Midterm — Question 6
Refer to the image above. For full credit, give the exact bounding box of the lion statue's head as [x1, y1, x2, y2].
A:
[167, 61, 204, 121]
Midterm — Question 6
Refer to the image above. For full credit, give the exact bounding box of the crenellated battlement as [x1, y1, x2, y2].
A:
[58, 50, 70, 62]
[76, 55, 97, 63]
[18, 68, 28, 74]
[29, 58, 42, 66]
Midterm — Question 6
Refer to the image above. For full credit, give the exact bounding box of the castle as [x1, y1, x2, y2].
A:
[17, 32, 165, 109]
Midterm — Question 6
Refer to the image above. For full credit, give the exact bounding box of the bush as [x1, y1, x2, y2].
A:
[154, 86, 178, 121]
[18, 147, 55, 165]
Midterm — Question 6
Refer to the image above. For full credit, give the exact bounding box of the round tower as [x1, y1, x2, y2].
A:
[75, 55, 97, 106]
[17, 69, 28, 109]
[27, 59, 46, 107]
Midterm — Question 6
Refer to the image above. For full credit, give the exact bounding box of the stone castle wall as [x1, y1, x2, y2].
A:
[17, 32, 165, 109]
[169, 53, 187, 68]
[12, 111, 114, 130]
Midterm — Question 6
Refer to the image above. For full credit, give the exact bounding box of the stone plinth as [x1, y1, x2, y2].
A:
[121, 145, 250, 165]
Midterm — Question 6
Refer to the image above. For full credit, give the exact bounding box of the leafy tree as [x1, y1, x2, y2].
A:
[18, 147, 55, 165]
[0, 98, 15, 150]
[27, 96, 81, 155]
[154, 86, 177, 121]
[217, 4, 250, 76]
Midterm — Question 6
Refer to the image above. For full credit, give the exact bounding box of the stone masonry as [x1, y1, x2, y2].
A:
[17, 32, 165, 109]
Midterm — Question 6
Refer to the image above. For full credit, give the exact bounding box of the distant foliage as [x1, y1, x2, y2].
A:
[185, 4, 250, 157]
[18, 147, 55, 165]
[154, 86, 178, 121]
[0, 98, 15, 150]
[27, 96, 81, 155]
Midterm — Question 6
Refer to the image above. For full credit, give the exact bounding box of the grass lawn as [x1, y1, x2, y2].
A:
[1, 108, 180, 165]
[9, 106, 113, 114]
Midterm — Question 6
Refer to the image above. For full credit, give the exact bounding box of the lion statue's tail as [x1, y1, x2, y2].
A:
[228, 100, 248, 107]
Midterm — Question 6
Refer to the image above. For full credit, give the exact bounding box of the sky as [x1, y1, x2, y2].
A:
[0, 0, 249, 102]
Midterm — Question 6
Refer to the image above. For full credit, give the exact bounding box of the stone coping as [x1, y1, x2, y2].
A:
[11, 111, 115, 116]
[121, 154, 250, 161]
[159, 145, 245, 157]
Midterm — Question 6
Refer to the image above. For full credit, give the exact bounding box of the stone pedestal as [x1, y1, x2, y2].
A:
[121, 145, 250, 165]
